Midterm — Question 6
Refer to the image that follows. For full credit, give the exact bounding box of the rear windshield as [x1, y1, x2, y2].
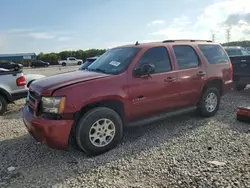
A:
[87, 47, 140, 75]
[198, 44, 229, 64]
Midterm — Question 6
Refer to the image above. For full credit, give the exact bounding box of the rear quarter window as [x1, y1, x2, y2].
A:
[198, 45, 229, 64]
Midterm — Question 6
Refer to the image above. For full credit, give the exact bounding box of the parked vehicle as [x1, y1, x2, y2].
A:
[79, 56, 99, 70]
[23, 40, 232, 156]
[0, 70, 28, 115]
[30, 60, 50, 68]
[224, 46, 250, 90]
[24, 74, 46, 87]
[58, 57, 83, 66]
[0, 61, 23, 71]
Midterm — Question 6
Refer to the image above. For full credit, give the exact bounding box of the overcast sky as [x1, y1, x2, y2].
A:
[0, 0, 249, 54]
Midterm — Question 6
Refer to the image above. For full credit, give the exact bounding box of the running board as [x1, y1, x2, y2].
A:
[126, 106, 197, 127]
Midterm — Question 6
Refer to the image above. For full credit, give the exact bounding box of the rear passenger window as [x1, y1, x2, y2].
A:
[173, 45, 199, 69]
[136, 47, 172, 73]
[199, 45, 229, 64]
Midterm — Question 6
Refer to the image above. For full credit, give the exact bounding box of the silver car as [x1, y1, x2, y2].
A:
[0, 69, 28, 115]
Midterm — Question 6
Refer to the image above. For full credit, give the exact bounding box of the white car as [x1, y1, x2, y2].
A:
[58, 57, 83, 66]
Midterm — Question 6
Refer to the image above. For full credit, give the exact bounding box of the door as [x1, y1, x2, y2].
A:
[127, 46, 181, 120]
[69, 57, 77, 65]
[172, 45, 206, 106]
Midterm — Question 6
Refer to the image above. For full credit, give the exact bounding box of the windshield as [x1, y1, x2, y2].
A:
[87, 47, 140, 75]
[79, 59, 96, 70]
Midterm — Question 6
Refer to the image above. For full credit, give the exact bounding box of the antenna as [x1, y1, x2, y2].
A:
[135, 41, 139, 46]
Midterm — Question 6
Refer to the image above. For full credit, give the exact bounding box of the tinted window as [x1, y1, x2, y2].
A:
[199, 45, 229, 64]
[87, 47, 140, 75]
[69, 58, 76, 60]
[173, 45, 199, 69]
[135, 47, 172, 73]
[225, 48, 241, 56]
[241, 49, 250, 55]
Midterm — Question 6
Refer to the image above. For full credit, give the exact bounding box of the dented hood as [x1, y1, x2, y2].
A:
[30, 70, 111, 95]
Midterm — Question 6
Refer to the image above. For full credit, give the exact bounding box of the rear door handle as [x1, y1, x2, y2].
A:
[241, 60, 247, 62]
[197, 71, 206, 76]
[164, 77, 177, 82]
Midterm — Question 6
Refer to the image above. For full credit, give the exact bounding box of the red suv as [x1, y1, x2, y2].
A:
[23, 40, 233, 156]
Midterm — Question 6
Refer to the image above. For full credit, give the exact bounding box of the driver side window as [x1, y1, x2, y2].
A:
[135, 47, 172, 74]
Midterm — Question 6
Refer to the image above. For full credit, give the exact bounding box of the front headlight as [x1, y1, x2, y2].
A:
[41, 97, 66, 114]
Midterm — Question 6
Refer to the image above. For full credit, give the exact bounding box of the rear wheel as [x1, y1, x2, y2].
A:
[197, 87, 220, 117]
[76, 107, 123, 156]
[62, 62, 66, 66]
[234, 84, 246, 91]
[0, 95, 7, 115]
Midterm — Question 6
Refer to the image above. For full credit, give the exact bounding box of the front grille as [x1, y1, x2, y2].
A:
[27, 89, 41, 115]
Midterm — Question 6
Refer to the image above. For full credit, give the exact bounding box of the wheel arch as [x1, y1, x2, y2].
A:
[202, 79, 223, 96]
[0, 88, 12, 102]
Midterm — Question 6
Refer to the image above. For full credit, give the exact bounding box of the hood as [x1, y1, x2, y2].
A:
[30, 70, 111, 95]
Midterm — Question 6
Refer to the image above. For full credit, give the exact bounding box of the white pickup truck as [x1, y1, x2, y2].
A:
[58, 57, 83, 66]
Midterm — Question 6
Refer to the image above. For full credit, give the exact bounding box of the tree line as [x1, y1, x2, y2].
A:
[37, 48, 107, 65]
[1, 40, 250, 67]
[221, 40, 250, 47]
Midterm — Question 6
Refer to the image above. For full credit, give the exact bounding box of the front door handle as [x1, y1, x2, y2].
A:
[164, 77, 177, 82]
[241, 60, 247, 62]
[197, 71, 206, 76]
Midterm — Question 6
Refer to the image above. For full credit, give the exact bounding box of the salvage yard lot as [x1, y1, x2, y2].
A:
[1, 66, 250, 188]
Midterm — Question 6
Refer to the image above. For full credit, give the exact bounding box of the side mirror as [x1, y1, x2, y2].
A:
[134, 63, 155, 77]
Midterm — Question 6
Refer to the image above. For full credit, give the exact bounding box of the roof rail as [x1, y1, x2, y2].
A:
[162, 39, 212, 43]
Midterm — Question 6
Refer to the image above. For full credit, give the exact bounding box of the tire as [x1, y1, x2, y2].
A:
[14, 66, 20, 71]
[0, 95, 8, 115]
[197, 87, 220, 117]
[62, 62, 66, 66]
[77, 61, 82, 65]
[76, 107, 123, 156]
[234, 84, 246, 91]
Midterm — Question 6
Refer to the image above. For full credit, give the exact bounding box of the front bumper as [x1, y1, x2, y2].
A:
[22, 105, 74, 149]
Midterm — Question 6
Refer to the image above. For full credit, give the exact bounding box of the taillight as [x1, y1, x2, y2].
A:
[16, 76, 26, 86]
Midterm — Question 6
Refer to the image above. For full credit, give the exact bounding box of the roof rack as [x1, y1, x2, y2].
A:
[162, 39, 212, 43]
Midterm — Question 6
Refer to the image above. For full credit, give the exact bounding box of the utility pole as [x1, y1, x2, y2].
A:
[226, 27, 231, 43]
[211, 32, 216, 42]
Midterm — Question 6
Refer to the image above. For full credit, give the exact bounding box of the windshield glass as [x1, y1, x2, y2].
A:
[87, 47, 140, 75]
[79, 59, 96, 70]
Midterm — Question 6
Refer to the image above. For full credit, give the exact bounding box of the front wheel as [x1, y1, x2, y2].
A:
[76, 107, 123, 156]
[197, 87, 220, 117]
[77, 61, 82, 65]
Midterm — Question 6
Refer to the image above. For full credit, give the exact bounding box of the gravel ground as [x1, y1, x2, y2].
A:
[0, 67, 250, 187]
